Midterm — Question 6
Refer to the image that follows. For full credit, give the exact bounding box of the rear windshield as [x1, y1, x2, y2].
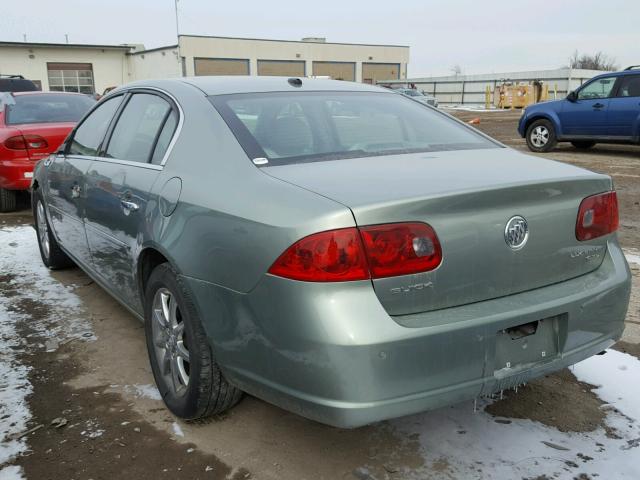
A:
[210, 91, 497, 165]
[6, 94, 95, 125]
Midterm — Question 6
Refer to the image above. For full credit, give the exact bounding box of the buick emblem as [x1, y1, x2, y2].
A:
[505, 216, 529, 250]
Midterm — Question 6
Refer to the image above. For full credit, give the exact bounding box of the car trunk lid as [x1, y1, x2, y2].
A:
[263, 148, 613, 315]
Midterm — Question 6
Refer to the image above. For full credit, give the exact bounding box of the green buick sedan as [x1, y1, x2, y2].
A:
[31, 77, 631, 428]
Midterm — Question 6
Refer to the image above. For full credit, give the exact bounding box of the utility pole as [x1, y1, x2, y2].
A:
[174, 0, 183, 76]
[65, 34, 69, 44]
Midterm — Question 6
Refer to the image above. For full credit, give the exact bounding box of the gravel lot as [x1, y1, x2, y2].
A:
[0, 109, 638, 480]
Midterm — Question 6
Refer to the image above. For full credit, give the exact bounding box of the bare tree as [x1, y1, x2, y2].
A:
[450, 64, 463, 76]
[568, 51, 618, 71]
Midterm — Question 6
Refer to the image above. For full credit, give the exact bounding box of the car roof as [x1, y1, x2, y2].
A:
[122, 76, 388, 96]
[12, 91, 89, 97]
[591, 69, 640, 80]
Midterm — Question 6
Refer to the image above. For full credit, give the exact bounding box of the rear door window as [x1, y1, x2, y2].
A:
[68, 95, 123, 156]
[614, 75, 640, 98]
[151, 110, 178, 165]
[105, 93, 172, 163]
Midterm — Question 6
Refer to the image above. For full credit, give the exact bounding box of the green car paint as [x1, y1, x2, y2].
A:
[33, 77, 631, 428]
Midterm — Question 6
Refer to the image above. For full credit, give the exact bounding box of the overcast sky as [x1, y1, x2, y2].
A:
[1, 0, 638, 76]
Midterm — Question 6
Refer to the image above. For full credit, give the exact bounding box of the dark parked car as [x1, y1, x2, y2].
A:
[0, 74, 39, 93]
[519, 66, 640, 152]
[32, 77, 631, 428]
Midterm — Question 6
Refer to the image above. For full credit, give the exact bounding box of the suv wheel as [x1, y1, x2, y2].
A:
[526, 119, 557, 153]
[33, 191, 74, 269]
[144, 263, 243, 420]
[571, 141, 596, 149]
[0, 188, 17, 213]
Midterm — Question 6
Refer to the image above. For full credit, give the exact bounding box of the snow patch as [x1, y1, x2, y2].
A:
[123, 384, 162, 401]
[391, 350, 640, 479]
[172, 422, 185, 437]
[0, 465, 25, 480]
[624, 250, 640, 266]
[573, 349, 640, 422]
[0, 226, 94, 469]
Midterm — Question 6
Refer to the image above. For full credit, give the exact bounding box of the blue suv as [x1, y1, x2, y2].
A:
[518, 66, 640, 152]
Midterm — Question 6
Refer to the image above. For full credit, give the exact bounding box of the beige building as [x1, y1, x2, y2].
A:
[0, 35, 409, 94]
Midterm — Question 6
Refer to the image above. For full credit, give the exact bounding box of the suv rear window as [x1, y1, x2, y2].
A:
[6, 93, 95, 125]
[210, 91, 497, 165]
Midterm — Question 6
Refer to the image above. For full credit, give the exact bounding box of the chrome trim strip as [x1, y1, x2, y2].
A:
[89, 156, 164, 170]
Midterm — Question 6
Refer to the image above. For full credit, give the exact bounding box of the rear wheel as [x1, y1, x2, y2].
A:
[571, 141, 596, 149]
[33, 191, 74, 269]
[526, 119, 557, 153]
[144, 263, 242, 420]
[0, 188, 17, 213]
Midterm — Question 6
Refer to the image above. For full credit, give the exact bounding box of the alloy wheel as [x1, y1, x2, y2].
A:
[152, 288, 190, 396]
[36, 201, 50, 259]
[530, 126, 550, 148]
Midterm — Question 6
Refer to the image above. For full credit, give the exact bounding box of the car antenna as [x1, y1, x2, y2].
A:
[288, 77, 303, 87]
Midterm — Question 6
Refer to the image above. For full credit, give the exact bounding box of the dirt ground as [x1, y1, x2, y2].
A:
[1, 110, 639, 480]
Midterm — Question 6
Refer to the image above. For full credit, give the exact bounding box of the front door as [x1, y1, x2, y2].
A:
[84, 91, 178, 311]
[559, 76, 617, 137]
[608, 74, 640, 138]
[45, 95, 123, 267]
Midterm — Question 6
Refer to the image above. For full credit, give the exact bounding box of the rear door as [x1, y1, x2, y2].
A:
[45, 95, 123, 267]
[84, 90, 179, 311]
[608, 74, 640, 138]
[559, 76, 616, 136]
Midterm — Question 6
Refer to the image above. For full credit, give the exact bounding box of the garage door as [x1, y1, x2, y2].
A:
[362, 63, 400, 84]
[194, 58, 249, 76]
[257, 60, 306, 77]
[312, 62, 355, 81]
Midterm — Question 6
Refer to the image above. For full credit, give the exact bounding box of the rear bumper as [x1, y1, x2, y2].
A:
[184, 238, 631, 428]
[0, 158, 35, 190]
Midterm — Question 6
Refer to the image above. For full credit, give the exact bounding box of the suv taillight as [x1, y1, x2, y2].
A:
[268, 222, 442, 282]
[576, 191, 619, 241]
[4, 135, 48, 150]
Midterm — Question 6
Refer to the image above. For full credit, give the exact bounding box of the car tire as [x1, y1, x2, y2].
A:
[33, 190, 74, 269]
[525, 119, 557, 153]
[0, 188, 17, 213]
[144, 263, 243, 420]
[571, 141, 596, 149]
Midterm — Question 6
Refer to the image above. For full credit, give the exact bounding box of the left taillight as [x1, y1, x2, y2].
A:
[268, 222, 442, 282]
[268, 228, 369, 282]
[576, 191, 619, 241]
[4, 135, 48, 150]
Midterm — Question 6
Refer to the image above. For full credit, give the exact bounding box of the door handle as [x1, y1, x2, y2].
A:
[593, 103, 605, 109]
[120, 199, 139, 213]
[71, 184, 81, 198]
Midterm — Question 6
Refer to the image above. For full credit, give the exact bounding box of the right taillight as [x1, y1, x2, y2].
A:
[359, 223, 442, 278]
[576, 191, 619, 241]
[268, 222, 442, 282]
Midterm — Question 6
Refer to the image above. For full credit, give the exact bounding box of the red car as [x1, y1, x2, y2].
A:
[0, 91, 95, 211]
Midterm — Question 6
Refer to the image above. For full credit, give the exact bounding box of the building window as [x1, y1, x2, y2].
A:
[47, 63, 94, 94]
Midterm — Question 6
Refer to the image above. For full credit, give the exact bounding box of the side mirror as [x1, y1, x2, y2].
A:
[567, 91, 578, 102]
